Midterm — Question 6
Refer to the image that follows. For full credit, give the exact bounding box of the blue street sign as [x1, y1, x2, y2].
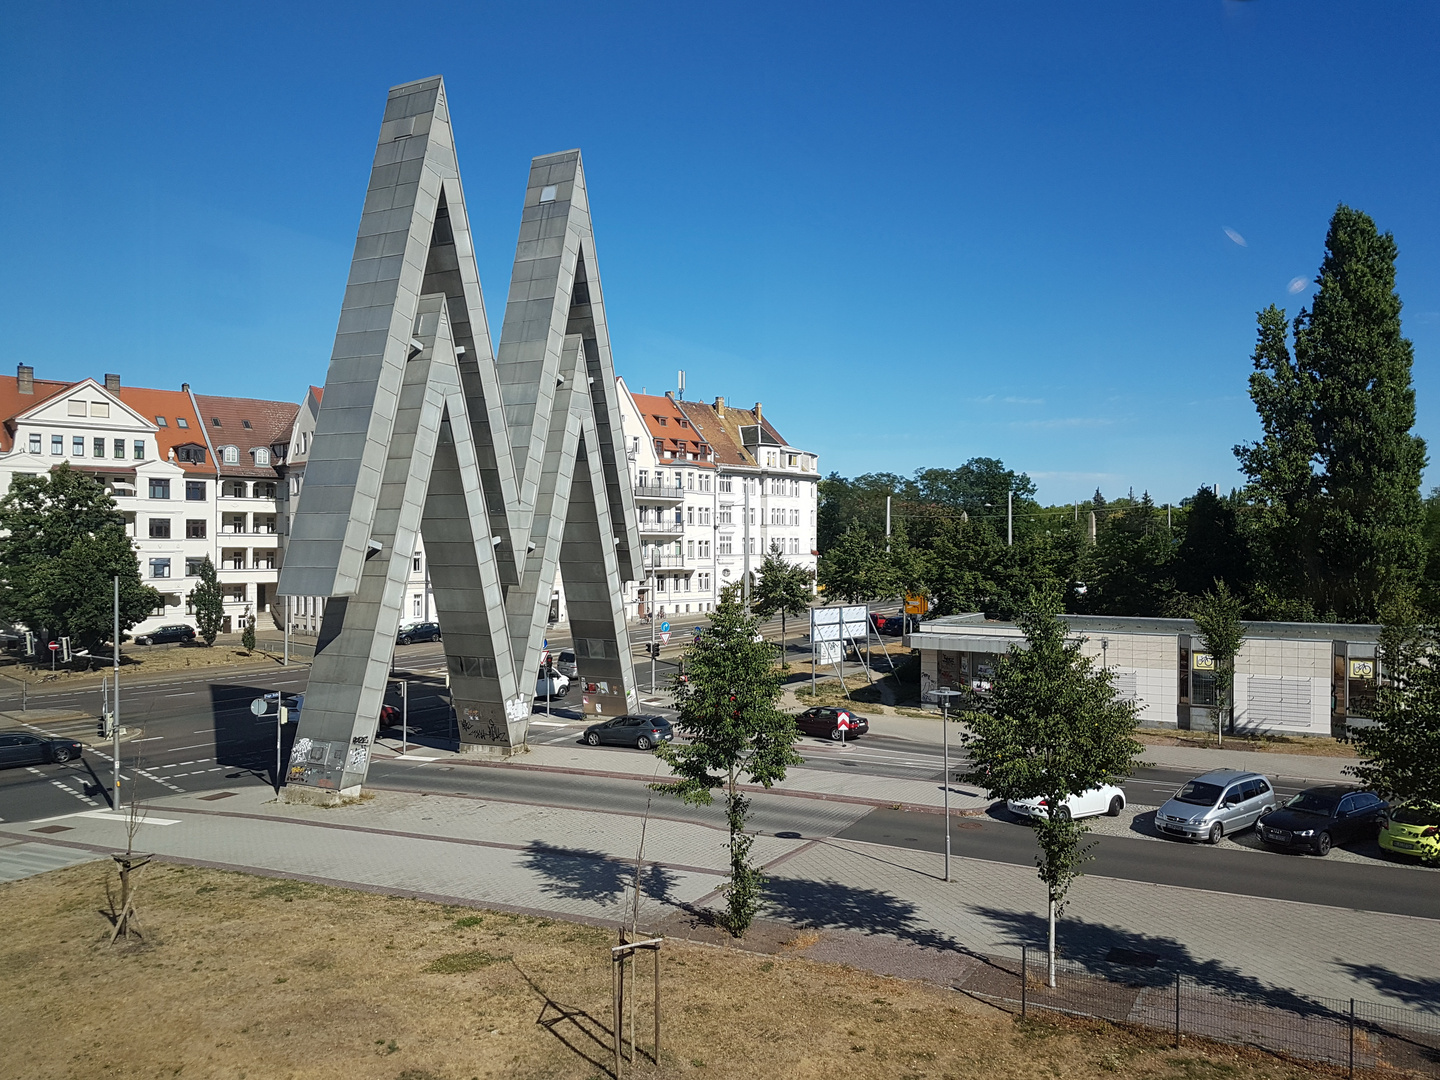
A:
[659, 621, 670, 633]
[543, 638, 547, 650]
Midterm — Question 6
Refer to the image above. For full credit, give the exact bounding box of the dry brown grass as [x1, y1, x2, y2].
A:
[5, 641, 293, 687]
[1134, 729, 1358, 759]
[0, 861, 1328, 1080]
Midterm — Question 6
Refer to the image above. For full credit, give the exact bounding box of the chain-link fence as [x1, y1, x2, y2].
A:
[959, 949, 1440, 1077]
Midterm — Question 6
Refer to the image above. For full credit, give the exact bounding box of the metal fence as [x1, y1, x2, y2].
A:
[960, 949, 1440, 1078]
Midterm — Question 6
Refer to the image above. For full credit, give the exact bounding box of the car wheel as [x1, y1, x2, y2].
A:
[585, 732, 601, 746]
[1054, 806, 1072, 823]
[51, 746, 72, 763]
[1315, 832, 1332, 856]
[1107, 796, 1124, 817]
[637, 736, 653, 751]
[1207, 822, 1223, 845]
[830, 729, 844, 741]
[399, 636, 412, 646]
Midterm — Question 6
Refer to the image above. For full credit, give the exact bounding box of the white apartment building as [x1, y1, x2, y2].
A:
[0, 365, 297, 639]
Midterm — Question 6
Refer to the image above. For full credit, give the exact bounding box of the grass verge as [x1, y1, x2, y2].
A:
[0, 861, 1328, 1080]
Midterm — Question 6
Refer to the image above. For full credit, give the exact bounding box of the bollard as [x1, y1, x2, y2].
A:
[1174, 972, 1182, 1047]
[1020, 945, 1027, 1018]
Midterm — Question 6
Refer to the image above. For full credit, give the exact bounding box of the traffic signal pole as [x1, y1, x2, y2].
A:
[113, 575, 121, 813]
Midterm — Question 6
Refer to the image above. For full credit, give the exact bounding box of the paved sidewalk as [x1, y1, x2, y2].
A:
[3, 778, 1434, 1018]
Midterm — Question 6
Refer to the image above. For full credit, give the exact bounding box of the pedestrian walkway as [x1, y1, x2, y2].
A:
[2, 777, 1434, 1017]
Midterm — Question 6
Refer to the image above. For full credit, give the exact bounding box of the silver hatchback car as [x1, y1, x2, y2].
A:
[1155, 769, 1278, 844]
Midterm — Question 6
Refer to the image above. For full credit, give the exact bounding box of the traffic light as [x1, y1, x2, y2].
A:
[97, 717, 107, 738]
[23, 631, 34, 657]
[60, 637, 72, 663]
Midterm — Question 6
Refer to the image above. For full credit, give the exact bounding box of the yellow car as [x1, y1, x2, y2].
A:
[1378, 803, 1440, 862]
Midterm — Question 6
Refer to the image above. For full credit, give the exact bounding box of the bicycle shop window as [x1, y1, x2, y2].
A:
[1191, 652, 1218, 707]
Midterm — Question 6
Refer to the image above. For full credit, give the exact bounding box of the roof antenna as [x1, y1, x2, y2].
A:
[677, 370, 685, 400]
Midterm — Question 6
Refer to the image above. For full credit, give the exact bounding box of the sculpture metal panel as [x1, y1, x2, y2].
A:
[278, 76, 639, 801]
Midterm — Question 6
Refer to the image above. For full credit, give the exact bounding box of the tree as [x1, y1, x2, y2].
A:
[750, 551, 814, 664]
[1236, 205, 1427, 621]
[654, 586, 802, 935]
[241, 614, 257, 654]
[1074, 494, 1176, 616]
[962, 589, 1141, 985]
[0, 464, 161, 652]
[1191, 582, 1247, 744]
[817, 523, 893, 604]
[1172, 486, 1252, 601]
[1347, 622, 1440, 864]
[190, 557, 224, 646]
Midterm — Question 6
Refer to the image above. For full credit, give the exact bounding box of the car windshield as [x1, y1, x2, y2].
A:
[1392, 804, 1440, 826]
[1174, 781, 1224, 806]
[1284, 792, 1339, 815]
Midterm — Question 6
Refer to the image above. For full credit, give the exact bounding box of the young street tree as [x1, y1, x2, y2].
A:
[750, 550, 814, 664]
[818, 522, 893, 604]
[1236, 204, 1427, 622]
[241, 614, 257, 654]
[962, 590, 1141, 986]
[190, 557, 224, 646]
[654, 585, 801, 936]
[0, 464, 161, 653]
[1348, 623, 1440, 865]
[1191, 581, 1247, 745]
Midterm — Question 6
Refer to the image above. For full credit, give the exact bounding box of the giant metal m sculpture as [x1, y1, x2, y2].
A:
[276, 76, 639, 802]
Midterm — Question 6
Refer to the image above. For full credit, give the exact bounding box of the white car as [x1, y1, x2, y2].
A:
[1006, 784, 1127, 821]
[536, 671, 570, 699]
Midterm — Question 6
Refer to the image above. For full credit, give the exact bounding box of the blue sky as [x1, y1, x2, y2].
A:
[2, 2, 1437, 505]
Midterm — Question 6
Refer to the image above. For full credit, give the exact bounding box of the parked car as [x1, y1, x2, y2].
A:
[379, 704, 401, 728]
[261, 692, 304, 717]
[1007, 784, 1126, 821]
[1155, 769, 1277, 844]
[0, 732, 84, 767]
[1258, 786, 1389, 856]
[536, 670, 570, 699]
[583, 714, 674, 750]
[554, 649, 578, 677]
[134, 624, 196, 646]
[397, 622, 441, 645]
[793, 706, 870, 740]
[1378, 802, 1440, 861]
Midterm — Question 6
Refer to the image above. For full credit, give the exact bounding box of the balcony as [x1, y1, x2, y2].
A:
[632, 482, 686, 502]
[638, 520, 685, 537]
[643, 556, 689, 570]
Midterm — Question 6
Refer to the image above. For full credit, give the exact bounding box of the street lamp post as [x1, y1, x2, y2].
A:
[932, 687, 962, 883]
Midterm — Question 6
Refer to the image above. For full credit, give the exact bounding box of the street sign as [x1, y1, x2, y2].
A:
[904, 594, 929, 616]
[48, 641, 59, 652]
[659, 621, 670, 634]
[660, 632, 670, 645]
[250, 698, 268, 716]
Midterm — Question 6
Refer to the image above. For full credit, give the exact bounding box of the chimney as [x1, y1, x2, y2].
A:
[104, 373, 121, 393]
[181, 382, 190, 392]
[714, 396, 724, 410]
[665, 391, 674, 401]
[754, 402, 762, 422]
[17, 364, 33, 395]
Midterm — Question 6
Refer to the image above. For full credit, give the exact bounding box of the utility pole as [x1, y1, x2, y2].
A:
[1007, 490, 1013, 546]
[649, 562, 657, 691]
[113, 575, 121, 813]
[283, 594, 290, 666]
[401, 679, 408, 753]
[885, 495, 891, 553]
[933, 688, 961, 882]
[743, 477, 751, 607]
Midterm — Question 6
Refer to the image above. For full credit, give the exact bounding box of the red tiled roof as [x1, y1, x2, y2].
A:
[115, 385, 212, 475]
[631, 392, 714, 467]
[0, 376, 72, 452]
[194, 394, 299, 478]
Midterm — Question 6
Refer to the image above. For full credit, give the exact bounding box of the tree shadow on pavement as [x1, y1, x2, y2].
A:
[973, 905, 1320, 1010]
[762, 876, 957, 953]
[521, 841, 681, 912]
[1335, 962, 1440, 1014]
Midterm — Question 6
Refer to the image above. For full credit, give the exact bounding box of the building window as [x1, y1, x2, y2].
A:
[134, 440, 144, 460]
[185, 557, 206, 576]
[176, 446, 206, 464]
[653, 438, 664, 458]
[674, 508, 684, 525]
[68, 399, 87, 416]
[26, 433, 40, 454]
[718, 505, 732, 525]
[413, 596, 422, 617]
[254, 448, 270, 466]
[637, 469, 648, 489]
[149, 478, 170, 499]
[242, 419, 252, 430]
[186, 480, 206, 501]
[254, 481, 276, 499]
[155, 416, 168, 427]
[718, 537, 733, 555]
[114, 439, 125, 460]
[222, 446, 239, 465]
[699, 540, 710, 558]
[72, 436, 85, 457]
[149, 558, 171, 579]
[412, 555, 422, 572]
[176, 417, 188, 428]
[94, 437, 105, 458]
[686, 472, 694, 490]
[51, 435, 62, 455]
[686, 506, 695, 525]
[224, 585, 247, 603]
[148, 518, 171, 539]
[687, 540, 695, 559]
[186, 519, 206, 539]
[719, 477, 732, 493]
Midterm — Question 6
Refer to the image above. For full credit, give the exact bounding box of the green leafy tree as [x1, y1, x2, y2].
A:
[241, 614, 257, 654]
[818, 523, 893, 604]
[1236, 205, 1427, 621]
[190, 557, 224, 646]
[1191, 582, 1247, 744]
[1074, 494, 1176, 616]
[0, 465, 161, 653]
[654, 585, 802, 936]
[1172, 487, 1252, 601]
[962, 589, 1141, 985]
[1348, 622, 1440, 864]
[750, 550, 814, 663]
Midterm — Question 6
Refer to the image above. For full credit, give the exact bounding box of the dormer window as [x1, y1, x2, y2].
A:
[221, 445, 239, 465]
[211, 417, 222, 427]
[242, 420, 252, 429]
[253, 448, 271, 466]
[657, 416, 667, 426]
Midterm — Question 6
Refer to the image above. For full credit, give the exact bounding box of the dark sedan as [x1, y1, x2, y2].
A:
[793, 706, 870, 740]
[0, 732, 84, 768]
[1257, 786, 1389, 856]
[134, 624, 196, 646]
[397, 622, 441, 645]
[583, 715, 674, 750]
